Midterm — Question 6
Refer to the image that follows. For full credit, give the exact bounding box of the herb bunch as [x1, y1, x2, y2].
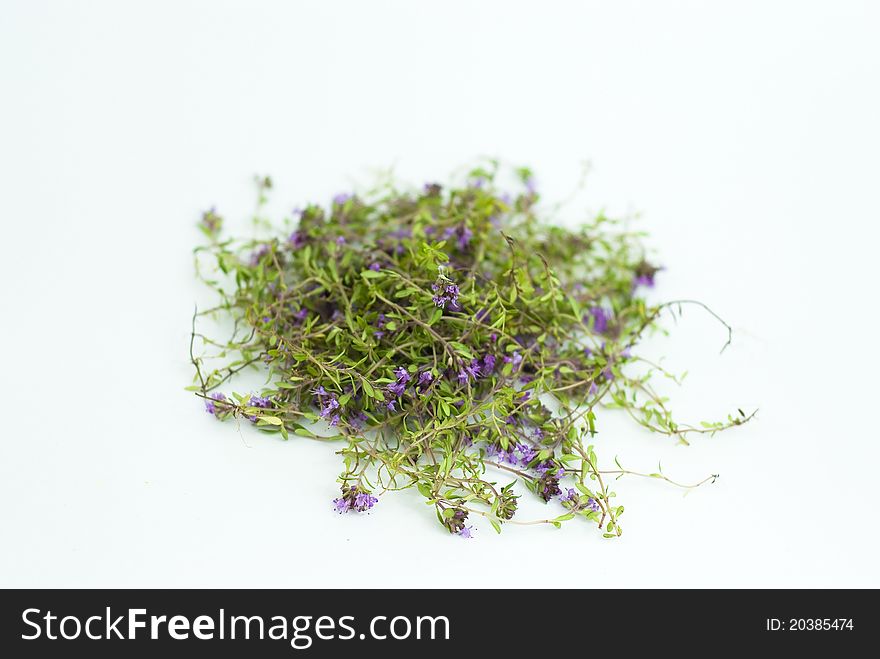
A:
[191, 164, 752, 539]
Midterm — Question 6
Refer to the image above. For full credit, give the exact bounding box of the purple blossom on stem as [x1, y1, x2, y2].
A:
[503, 351, 523, 370]
[246, 394, 272, 422]
[354, 492, 378, 511]
[431, 281, 461, 310]
[204, 392, 226, 416]
[289, 231, 306, 248]
[369, 262, 381, 271]
[482, 354, 496, 373]
[457, 526, 474, 539]
[586, 498, 601, 513]
[314, 387, 341, 420]
[633, 261, 660, 289]
[586, 307, 612, 334]
[386, 367, 411, 397]
[333, 192, 352, 205]
[333, 487, 378, 514]
[516, 443, 537, 465]
[417, 371, 434, 390]
[560, 488, 577, 503]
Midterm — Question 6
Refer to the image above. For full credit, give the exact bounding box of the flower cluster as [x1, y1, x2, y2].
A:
[333, 486, 378, 514]
[443, 508, 473, 538]
[431, 280, 461, 310]
[204, 392, 226, 416]
[245, 394, 272, 422]
[313, 386, 341, 426]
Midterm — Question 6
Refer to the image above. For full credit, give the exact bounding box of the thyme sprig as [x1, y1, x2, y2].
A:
[190, 165, 752, 538]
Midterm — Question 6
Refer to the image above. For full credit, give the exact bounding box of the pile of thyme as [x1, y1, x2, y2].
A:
[191, 165, 752, 539]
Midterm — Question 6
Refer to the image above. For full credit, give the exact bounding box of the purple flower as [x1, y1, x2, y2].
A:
[490, 332, 497, 342]
[633, 261, 660, 289]
[333, 487, 378, 514]
[320, 398, 340, 419]
[314, 387, 341, 420]
[525, 177, 537, 195]
[586, 498, 601, 513]
[369, 262, 381, 271]
[469, 177, 485, 189]
[204, 392, 226, 416]
[560, 488, 577, 503]
[289, 231, 306, 248]
[386, 367, 411, 397]
[387, 381, 406, 396]
[603, 366, 614, 381]
[586, 307, 612, 334]
[539, 474, 562, 502]
[482, 354, 496, 373]
[457, 526, 474, 539]
[333, 192, 352, 205]
[335, 236, 346, 245]
[354, 492, 378, 511]
[503, 351, 523, 369]
[354, 492, 379, 513]
[457, 359, 481, 385]
[588, 382, 599, 396]
[292, 307, 308, 323]
[386, 400, 397, 412]
[516, 443, 537, 465]
[431, 280, 461, 310]
[248, 395, 271, 408]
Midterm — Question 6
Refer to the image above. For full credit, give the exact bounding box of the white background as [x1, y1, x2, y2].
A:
[2, 0, 878, 588]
